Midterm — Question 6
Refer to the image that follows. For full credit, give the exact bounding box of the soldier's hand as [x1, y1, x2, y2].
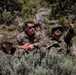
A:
[33, 43, 39, 47]
[28, 44, 35, 50]
[18, 43, 30, 50]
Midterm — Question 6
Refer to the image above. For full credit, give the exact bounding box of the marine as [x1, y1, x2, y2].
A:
[47, 24, 75, 55]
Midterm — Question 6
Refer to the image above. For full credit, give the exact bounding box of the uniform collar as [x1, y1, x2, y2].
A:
[51, 35, 63, 42]
[24, 31, 36, 38]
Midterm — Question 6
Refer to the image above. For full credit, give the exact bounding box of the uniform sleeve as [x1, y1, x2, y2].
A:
[38, 33, 47, 48]
[17, 34, 23, 44]
[65, 28, 75, 44]
[16, 32, 25, 45]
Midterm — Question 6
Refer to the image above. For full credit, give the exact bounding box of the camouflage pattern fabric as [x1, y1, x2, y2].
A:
[1, 34, 16, 54]
[68, 42, 76, 58]
[17, 31, 46, 47]
[14, 31, 47, 65]
[47, 28, 75, 55]
[51, 24, 63, 34]
[0, 47, 16, 63]
[47, 35, 68, 55]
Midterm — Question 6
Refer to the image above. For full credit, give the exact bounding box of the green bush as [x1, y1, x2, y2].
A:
[1, 48, 76, 75]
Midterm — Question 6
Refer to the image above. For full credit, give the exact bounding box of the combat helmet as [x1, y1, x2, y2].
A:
[4, 34, 16, 44]
[4, 38, 14, 43]
[51, 24, 64, 34]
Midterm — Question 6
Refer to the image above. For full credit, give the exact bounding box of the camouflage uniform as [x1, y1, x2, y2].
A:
[1, 36, 16, 60]
[0, 35, 13, 75]
[17, 31, 45, 46]
[13, 31, 46, 67]
[47, 24, 75, 55]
